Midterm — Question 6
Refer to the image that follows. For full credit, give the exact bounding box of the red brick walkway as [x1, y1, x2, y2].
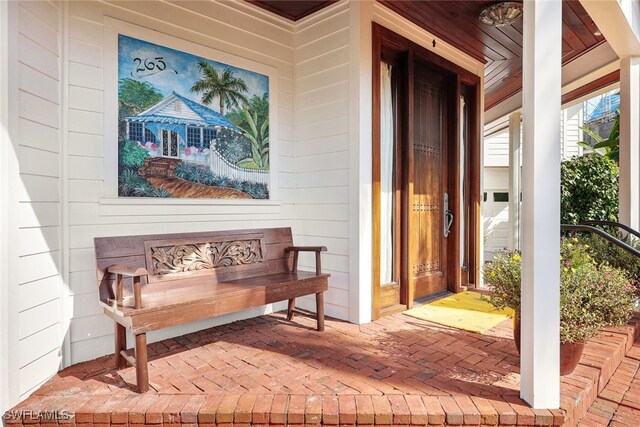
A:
[4, 310, 640, 426]
[577, 335, 640, 426]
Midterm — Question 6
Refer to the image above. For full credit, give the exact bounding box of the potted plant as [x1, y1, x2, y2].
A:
[483, 238, 637, 375]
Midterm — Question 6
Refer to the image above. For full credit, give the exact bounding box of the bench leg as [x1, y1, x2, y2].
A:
[134, 333, 149, 393]
[287, 298, 295, 321]
[114, 322, 127, 369]
[316, 292, 325, 332]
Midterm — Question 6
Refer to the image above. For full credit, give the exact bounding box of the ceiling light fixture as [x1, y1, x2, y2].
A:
[479, 2, 523, 27]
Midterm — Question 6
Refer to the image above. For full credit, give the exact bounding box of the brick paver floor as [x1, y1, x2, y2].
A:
[5, 309, 640, 426]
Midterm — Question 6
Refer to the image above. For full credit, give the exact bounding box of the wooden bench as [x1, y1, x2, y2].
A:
[95, 227, 329, 392]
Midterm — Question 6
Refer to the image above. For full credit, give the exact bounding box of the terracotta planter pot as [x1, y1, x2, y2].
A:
[560, 341, 585, 376]
[512, 312, 585, 376]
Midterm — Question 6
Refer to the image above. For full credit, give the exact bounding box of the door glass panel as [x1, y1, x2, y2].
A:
[162, 131, 169, 156]
[170, 131, 178, 157]
[380, 62, 395, 285]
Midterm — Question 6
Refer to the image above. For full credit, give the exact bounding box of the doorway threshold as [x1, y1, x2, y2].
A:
[413, 290, 452, 307]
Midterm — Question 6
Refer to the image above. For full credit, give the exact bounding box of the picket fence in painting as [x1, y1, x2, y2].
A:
[118, 35, 270, 199]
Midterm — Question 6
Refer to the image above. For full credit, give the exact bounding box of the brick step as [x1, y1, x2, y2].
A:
[576, 331, 640, 426]
[5, 393, 565, 426]
[568, 314, 640, 426]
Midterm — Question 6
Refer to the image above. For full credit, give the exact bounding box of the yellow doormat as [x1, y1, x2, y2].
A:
[403, 291, 514, 333]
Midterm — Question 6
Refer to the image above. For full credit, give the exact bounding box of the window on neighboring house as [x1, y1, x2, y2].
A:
[129, 122, 143, 142]
[493, 192, 509, 202]
[144, 129, 156, 144]
[187, 126, 201, 147]
[203, 128, 216, 149]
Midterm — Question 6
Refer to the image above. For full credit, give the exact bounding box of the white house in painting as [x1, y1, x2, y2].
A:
[126, 92, 237, 162]
[1, 0, 640, 414]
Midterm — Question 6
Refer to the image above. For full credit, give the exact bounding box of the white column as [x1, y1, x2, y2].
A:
[521, 0, 561, 409]
[619, 57, 640, 230]
[508, 112, 521, 250]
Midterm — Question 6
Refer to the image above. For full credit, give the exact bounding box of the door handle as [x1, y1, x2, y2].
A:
[444, 192, 454, 237]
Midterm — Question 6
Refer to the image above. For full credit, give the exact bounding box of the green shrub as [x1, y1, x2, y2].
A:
[561, 154, 619, 224]
[216, 128, 252, 164]
[120, 140, 149, 169]
[580, 233, 640, 287]
[481, 250, 522, 312]
[118, 168, 170, 198]
[483, 238, 637, 344]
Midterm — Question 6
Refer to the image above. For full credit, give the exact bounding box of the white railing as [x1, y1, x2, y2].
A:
[209, 141, 269, 185]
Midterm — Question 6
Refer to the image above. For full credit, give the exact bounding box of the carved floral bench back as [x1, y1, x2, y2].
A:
[95, 228, 295, 302]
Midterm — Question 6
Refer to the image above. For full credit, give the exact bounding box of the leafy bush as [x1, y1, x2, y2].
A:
[120, 140, 149, 169]
[483, 238, 637, 344]
[118, 79, 163, 142]
[118, 168, 170, 198]
[561, 154, 619, 225]
[215, 128, 252, 164]
[579, 109, 620, 162]
[236, 108, 269, 170]
[581, 233, 640, 288]
[481, 250, 522, 312]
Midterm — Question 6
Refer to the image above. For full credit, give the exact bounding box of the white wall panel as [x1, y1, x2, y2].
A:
[7, 2, 64, 407]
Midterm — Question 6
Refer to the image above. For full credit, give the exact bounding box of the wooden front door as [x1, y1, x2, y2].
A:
[409, 59, 449, 301]
[372, 24, 481, 319]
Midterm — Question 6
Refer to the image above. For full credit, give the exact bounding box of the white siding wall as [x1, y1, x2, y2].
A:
[484, 128, 510, 167]
[483, 168, 510, 256]
[562, 103, 583, 159]
[293, 2, 351, 320]
[11, 0, 64, 402]
[485, 106, 584, 167]
[65, 0, 296, 364]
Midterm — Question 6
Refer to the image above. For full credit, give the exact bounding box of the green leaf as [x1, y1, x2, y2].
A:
[593, 139, 619, 149]
[580, 127, 604, 143]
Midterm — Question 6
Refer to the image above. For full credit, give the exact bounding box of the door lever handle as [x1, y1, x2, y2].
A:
[444, 192, 454, 237]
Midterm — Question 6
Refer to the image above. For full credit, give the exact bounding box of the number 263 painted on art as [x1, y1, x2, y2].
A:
[131, 56, 177, 78]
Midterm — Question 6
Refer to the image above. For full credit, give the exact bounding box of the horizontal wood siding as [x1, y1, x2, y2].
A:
[294, 2, 350, 320]
[66, 0, 297, 364]
[563, 103, 583, 159]
[484, 106, 584, 168]
[14, 0, 63, 400]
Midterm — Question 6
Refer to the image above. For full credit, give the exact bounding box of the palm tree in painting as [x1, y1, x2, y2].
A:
[190, 61, 249, 115]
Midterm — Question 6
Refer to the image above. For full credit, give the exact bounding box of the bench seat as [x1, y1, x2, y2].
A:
[102, 271, 330, 334]
[94, 227, 329, 392]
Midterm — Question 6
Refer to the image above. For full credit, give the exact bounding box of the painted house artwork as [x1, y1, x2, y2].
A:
[118, 35, 270, 199]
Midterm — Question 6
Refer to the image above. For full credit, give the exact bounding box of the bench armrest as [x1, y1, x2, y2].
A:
[108, 265, 148, 277]
[285, 246, 327, 275]
[285, 246, 327, 253]
[108, 265, 147, 309]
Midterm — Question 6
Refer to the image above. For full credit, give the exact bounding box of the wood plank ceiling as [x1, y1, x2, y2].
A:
[247, 0, 338, 21]
[378, 0, 606, 109]
[248, 0, 606, 110]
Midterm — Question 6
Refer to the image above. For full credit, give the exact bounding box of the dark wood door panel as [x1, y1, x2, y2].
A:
[410, 61, 447, 300]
